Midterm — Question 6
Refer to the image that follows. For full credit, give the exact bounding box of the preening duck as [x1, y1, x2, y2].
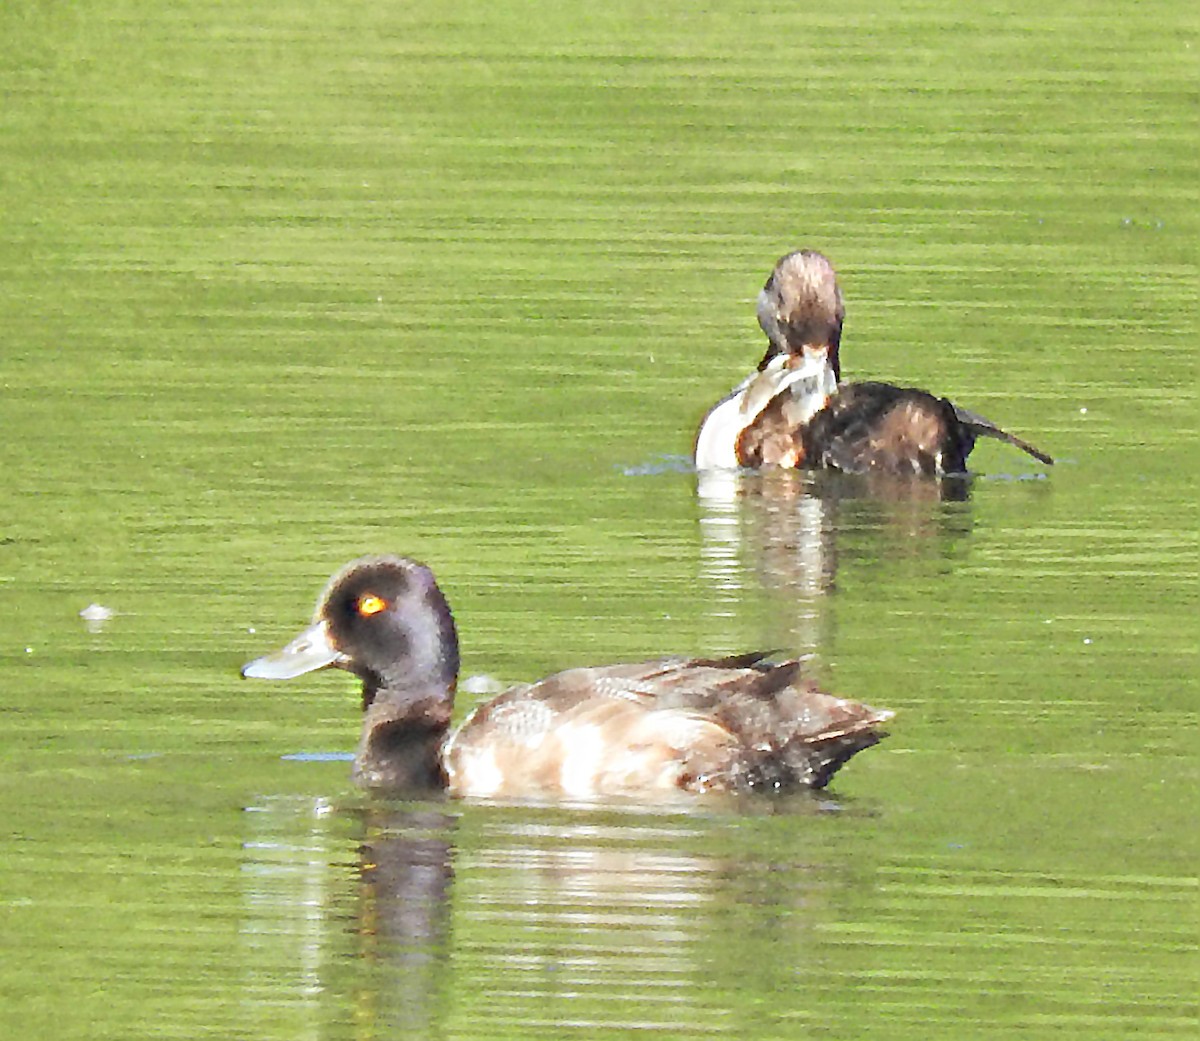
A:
[242, 555, 892, 799]
[695, 249, 1054, 474]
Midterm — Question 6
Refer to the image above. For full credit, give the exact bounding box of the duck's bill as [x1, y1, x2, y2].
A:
[242, 621, 344, 680]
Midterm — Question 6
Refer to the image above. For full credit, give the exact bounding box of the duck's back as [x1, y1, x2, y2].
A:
[442, 653, 891, 799]
[802, 381, 974, 475]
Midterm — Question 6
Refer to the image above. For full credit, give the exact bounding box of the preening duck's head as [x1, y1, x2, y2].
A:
[756, 249, 844, 380]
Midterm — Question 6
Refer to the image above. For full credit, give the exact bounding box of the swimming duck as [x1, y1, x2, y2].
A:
[241, 554, 892, 798]
[694, 249, 1054, 474]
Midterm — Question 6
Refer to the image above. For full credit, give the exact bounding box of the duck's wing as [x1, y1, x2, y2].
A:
[805, 383, 1054, 473]
[802, 382, 972, 474]
[950, 403, 1055, 465]
[444, 655, 891, 798]
[638, 657, 894, 790]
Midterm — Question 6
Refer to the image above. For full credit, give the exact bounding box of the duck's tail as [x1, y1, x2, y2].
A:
[953, 404, 1055, 465]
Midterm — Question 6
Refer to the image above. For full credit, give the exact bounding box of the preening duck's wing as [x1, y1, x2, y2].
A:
[802, 382, 972, 475]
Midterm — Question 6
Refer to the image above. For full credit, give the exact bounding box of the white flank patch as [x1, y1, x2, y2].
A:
[558, 723, 606, 798]
[451, 744, 504, 799]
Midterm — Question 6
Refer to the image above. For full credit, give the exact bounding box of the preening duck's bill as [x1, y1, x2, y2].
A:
[242, 620, 344, 680]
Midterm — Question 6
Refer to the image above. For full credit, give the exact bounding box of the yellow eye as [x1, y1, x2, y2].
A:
[357, 594, 387, 617]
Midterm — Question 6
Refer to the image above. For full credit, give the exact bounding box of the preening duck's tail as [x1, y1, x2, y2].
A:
[953, 404, 1055, 465]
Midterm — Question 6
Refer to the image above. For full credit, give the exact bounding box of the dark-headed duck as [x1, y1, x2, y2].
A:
[242, 554, 892, 799]
[695, 249, 1054, 474]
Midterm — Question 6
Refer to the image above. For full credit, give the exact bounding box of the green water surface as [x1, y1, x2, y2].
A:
[1, 2, 1195, 1039]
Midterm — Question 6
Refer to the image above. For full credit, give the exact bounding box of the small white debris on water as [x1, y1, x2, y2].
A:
[462, 674, 505, 696]
[1079, 407, 1088, 414]
[1083, 638, 1093, 645]
[80, 603, 116, 633]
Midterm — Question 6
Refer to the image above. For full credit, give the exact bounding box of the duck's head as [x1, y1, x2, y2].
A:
[756, 249, 844, 381]
[242, 555, 460, 712]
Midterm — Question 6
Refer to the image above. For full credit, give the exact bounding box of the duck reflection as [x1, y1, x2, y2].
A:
[240, 796, 863, 1038]
[697, 467, 973, 655]
[432, 805, 847, 1037]
[238, 796, 455, 1037]
[355, 806, 456, 1036]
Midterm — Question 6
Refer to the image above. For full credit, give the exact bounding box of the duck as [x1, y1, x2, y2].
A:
[241, 554, 892, 799]
[694, 249, 1054, 474]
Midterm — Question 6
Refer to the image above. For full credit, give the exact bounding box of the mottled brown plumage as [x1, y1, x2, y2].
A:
[448, 654, 890, 796]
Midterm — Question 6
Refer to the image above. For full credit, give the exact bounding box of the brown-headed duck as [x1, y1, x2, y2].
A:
[695, 249, 1054, 474]
[242, 554, 892, 799]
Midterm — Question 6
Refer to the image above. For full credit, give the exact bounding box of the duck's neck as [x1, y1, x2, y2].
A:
[354, 599, 461, 791]
[354, 685, 455, 791]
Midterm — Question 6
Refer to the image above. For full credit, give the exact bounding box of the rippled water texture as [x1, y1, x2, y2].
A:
[1, 2, 1195, 1039]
